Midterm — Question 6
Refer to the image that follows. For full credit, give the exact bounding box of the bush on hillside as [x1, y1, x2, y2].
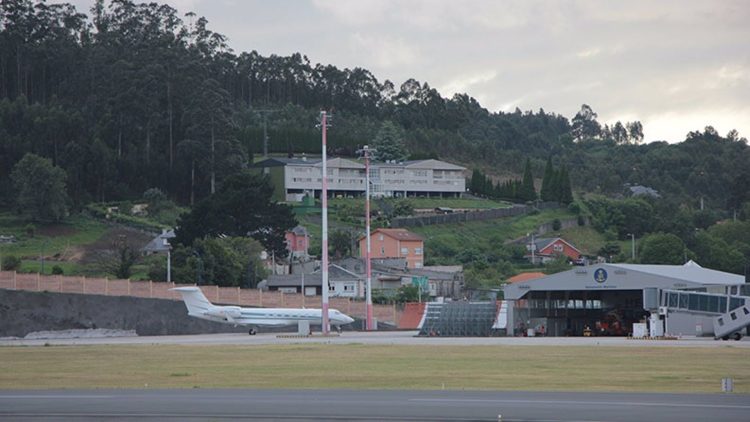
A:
[1, 255, 21, 271]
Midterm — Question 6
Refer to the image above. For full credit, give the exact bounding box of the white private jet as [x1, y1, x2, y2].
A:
[171, 287, 355, 335]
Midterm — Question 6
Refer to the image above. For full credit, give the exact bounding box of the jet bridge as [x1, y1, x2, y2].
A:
[644, 288, 750, 340]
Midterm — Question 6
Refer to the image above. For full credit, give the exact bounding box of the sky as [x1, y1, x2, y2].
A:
[70, 0, 750, 143]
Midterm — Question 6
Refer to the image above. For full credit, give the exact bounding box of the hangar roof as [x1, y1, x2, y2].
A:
[606, 261, 743, 287]
[503, 261, 745, 300]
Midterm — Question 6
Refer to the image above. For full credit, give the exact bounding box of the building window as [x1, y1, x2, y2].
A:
[401, 247, 408, 255]
[553, 244, 564, 252]
[379, 235, 384, 241]
[415, 262, 423, 268]
[415, 247, 422, 255]
[381, 246, 385, 255]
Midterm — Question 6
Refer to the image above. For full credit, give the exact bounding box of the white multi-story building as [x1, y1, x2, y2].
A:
[255, 156, 466, 201]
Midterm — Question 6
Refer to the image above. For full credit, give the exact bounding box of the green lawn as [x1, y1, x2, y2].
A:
[18, 260, 83, 276]
[412, 209, 575, 260]
[0, 213, 107, 259]
[0, 344, 747, 393]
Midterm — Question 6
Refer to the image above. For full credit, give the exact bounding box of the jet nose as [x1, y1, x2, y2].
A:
[344, 314, 355, 324]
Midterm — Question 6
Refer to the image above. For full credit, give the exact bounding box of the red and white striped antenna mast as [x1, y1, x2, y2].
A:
[359, 145, 375, 330]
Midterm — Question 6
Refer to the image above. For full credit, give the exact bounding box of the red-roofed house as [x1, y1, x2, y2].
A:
[285, 225, 310, 260]
[359, 228, 425, 269]
[524, 237, 583, 264]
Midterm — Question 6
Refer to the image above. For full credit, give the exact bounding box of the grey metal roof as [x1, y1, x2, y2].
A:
[141, 229, 175, 253]
[290, 225, 308, 236]
[265, 264, 362, 287]
[403, 159, 466, 170]
[607, 261, 743, 286]
[504, 261, 744, 300]
[628, 185, 661, 198]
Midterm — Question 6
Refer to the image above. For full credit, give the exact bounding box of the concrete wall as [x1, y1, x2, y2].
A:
[0, 289, 247, 338]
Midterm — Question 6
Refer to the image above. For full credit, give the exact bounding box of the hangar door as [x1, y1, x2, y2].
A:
[513, 289, 649, 337]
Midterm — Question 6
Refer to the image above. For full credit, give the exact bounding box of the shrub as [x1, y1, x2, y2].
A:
[552, 219, 562, 231]
[51, 265, 64, 275]
[1, 255, 21, 271]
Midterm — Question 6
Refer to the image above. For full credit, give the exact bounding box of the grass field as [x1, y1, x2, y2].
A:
[1, 344, 747, 392]
[0, 213, 107, 260]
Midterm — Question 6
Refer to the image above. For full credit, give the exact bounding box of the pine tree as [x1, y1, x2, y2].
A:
[558, 165, 573, 204]
[470, 169, 483, 194]
[548, 169, 561, 203]
[519, 158, 537, 201]
[372, 121, 408, 162]
[540, 157, 554, 201]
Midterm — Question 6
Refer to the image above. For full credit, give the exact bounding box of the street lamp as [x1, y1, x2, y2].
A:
[627, 233, 635, 261]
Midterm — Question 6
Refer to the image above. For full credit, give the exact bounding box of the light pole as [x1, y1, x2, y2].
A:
[627, 233, 635, 261]
[319, 110, 330, 335]
[165, 236, 172, 283]
[40, 239, 48, 274]
[167, 248, 172, 282]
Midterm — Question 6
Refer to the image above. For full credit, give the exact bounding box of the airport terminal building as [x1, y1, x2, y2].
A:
[502, 261, 748, 338]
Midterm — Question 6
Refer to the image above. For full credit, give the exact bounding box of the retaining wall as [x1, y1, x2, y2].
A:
[391, 202, 559, 228]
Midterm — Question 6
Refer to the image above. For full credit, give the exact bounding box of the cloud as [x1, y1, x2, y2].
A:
[716, 64, 750, 86]
[439, 71, 498, 97]
[349, 33, 420, 70]
[643, 108, 750, 142]
[576, 48, 601, 59]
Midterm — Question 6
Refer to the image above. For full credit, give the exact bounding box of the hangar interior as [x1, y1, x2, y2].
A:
[502, 262, 748, 338]
[513, 290, 649, 337]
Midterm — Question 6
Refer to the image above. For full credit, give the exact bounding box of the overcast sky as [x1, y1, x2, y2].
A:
[71, 0, 749, 143]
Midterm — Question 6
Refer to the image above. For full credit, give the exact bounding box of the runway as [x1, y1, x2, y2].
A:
[1, 389, 748, 421]
[2, 330, 749, 348]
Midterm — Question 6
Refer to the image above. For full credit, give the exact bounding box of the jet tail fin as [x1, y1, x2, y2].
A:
[170, 287, 213, 315]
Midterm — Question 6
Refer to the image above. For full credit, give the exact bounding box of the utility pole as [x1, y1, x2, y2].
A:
[528, 233, 536, 265]
[628, 233, 635, 261]
[319, 111, 331, 335]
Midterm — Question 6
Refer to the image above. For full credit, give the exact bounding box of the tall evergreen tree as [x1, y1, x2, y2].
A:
[470, 169, 483, 195]
[371, 120, 407, 162]
[540, 157, 554, 201]
[519, 158, 537, 201]
[558, 165, 573, 204]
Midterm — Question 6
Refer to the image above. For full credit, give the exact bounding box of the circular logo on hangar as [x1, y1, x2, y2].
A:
[593, 268, 608, 284]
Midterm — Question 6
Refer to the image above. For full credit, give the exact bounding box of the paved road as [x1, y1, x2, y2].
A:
[1, 331, 749, 348]
[1, 389, 747, 421]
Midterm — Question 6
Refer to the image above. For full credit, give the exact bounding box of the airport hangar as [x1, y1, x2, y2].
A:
[502, 261, 747, 338]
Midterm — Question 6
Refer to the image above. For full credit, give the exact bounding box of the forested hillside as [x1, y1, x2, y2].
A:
[1, 0, 749, 213]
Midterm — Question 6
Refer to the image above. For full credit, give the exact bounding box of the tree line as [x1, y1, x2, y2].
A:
[469, 158, 572, 204]
[1, 0, 749, 220]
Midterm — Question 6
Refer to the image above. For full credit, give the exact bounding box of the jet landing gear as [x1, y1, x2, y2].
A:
[248, 328, 257, 336]
[720, 332, 743, 341]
